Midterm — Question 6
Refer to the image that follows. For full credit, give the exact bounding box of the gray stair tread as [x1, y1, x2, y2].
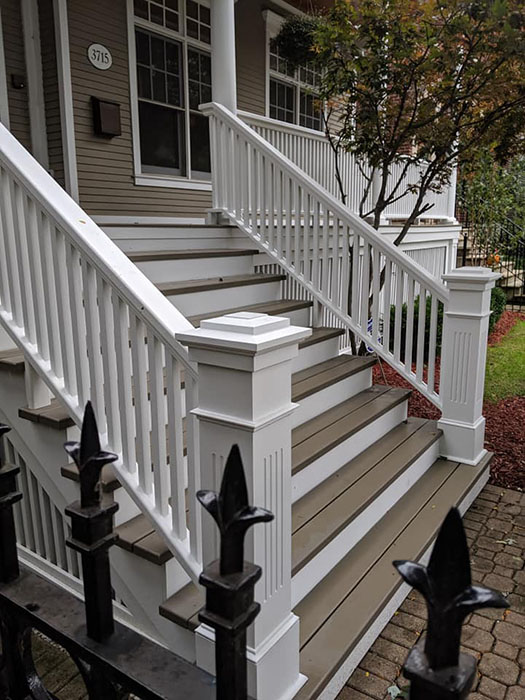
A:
[188, 298, 313, 327]
[292, 419, 442, 575]
[134, 531, 173, 565]
[18, 400, 74, 429]
[157, 273, 285, 296]
[298, 327, 345, 349]
[158, 420, 436, 629]
[294, 452, 492, 700]
[128, 248, 257, 262]
[115, 514, 154, 552]
[292, 355, 376, 402]
[292, 387, 411, 474]
[160, 582, 205, 630]
[116, 514, 173, 565]
[61, 463, 120, 493]
[0, 349, 25, 373]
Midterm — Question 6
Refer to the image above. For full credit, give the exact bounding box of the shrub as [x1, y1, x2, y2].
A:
[489, 286, 507, 334]
[388, 294, 443, 364]
[388, 286, 504, 363]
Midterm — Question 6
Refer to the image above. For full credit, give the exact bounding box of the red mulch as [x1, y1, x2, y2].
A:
[372, 311, 525, 490]
[488, 310, 525, 346]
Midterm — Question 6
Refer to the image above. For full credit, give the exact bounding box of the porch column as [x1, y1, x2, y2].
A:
[177, 312, 309, 700]
[438, 267, 500, 465]
[211, 0, 237, 113]
[446, 164, 458, 223]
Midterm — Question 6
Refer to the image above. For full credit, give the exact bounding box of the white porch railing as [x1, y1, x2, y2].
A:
[205, 102, 449, 407]
[0, 123, 202, 581]
[240, 111, 453, 222]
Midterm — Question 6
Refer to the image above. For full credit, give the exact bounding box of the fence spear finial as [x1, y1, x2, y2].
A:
[197, 443, 273, 575]
[394, 507, 509, 699]
[64, 401, 118, 508]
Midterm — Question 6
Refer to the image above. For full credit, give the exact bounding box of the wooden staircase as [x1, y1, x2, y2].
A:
[114, 243, 490, 697]
[0, 238, 491, 699]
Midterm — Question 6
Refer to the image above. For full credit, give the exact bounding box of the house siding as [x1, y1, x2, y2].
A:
[235, 0, 267, 116]
[1, 0, 31, 150]
[67, 0, 212, 218]
[39, 0, 64, 186]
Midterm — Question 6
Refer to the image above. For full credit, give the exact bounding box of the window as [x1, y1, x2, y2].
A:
[268, 37, 322, 131]
[133, 0, 211, 181]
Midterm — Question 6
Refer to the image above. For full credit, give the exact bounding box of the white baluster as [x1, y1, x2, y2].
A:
[130, 314, 152, 494]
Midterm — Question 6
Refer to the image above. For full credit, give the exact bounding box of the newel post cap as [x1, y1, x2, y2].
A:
[442, 266, 501, 291]
[176, 312, 311, 355]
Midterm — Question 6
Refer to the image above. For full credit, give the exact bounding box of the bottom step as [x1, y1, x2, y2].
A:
[293, 453, 491, 700]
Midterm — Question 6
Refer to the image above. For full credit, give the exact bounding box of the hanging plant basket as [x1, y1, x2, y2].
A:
[273, 16, 319, 69]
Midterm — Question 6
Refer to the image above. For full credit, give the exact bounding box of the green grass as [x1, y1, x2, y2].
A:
[484, 320, 525, 402]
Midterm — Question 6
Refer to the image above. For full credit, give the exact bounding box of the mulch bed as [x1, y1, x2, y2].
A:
[372, 310, 525, 490]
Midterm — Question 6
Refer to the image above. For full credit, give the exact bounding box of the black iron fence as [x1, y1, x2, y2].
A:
[0, 404, 509, 700]
[457, 205, 525, 311]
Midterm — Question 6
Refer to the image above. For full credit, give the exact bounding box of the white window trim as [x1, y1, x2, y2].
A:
[53, 0, 79, 201]
[0, 9, 10, 128]
[22, 0, 49, 168]
[263, 10, 285, 119]
[126, 0, 213, 189]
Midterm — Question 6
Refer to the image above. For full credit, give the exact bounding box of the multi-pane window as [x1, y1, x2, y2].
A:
[134, 0, 180, 32]
[270, 80, 295, 124]
[134, 1, 211, 180]
[186, 0, 211, 44]
[269, 38, 323, 131]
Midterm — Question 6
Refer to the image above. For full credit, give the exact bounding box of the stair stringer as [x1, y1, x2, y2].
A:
[0, 367, 195, 655]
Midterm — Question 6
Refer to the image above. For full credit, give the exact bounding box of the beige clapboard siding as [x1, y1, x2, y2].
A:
[67, 0, 211, 218]
[1, 0, 31, 150]
[235, 0, 266, 116]
[39, 0, 64, 185]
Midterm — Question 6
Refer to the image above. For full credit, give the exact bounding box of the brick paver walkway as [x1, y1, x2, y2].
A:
[338, 485, 525, 699]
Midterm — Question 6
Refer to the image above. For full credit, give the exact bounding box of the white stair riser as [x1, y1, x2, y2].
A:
[292, 336, 341, 372]
[165, 280, 283, 316]
[292, 400, 408, 503]
[293, 368, 373, 428]
[135, 256, 255, 284]
[291, 438, 441, 606]
[102, 225, 243, 253]
[110, 547, 196, 660]
[318, 464, 491, 700]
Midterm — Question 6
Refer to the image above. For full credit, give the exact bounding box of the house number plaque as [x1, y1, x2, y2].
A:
[87, 44, 113, 71]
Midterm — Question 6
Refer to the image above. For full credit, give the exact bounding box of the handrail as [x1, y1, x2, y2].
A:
[239, 110, 329, 141]
[240, 110, 453, 222]
[0, 123, 202, 580]
[207, 104, 448, 298]
[0, 126, 196, 374]
[204, 102, 449, 406]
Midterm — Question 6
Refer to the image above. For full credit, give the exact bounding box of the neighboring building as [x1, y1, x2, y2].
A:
[0, 2, 493, 699]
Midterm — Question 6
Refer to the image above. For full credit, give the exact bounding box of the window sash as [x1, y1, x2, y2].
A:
[133, 2, 212, 181]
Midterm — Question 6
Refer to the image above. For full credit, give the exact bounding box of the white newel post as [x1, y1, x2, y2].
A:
[211, 0, 237, 113]
[438, 267, 500, 465]
[177, 312, 310, 700]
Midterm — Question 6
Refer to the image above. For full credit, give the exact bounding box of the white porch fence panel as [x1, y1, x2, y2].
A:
[205, 102, 449, 407]
[240, 112, 452, 222]
[0, 123, 202, 581]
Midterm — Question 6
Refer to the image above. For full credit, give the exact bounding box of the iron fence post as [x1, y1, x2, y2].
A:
[0, 424, 22, 584]
[64, 402, 119, 642]
[197, 444, 274, 700]
[394, 507, 509, 700]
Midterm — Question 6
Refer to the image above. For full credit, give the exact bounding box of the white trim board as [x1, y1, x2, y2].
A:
[21, 0, 49, 167]
[53, 0, 78, 200]
[92, 215, 208, 225]
[0, 10, 9, 128]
